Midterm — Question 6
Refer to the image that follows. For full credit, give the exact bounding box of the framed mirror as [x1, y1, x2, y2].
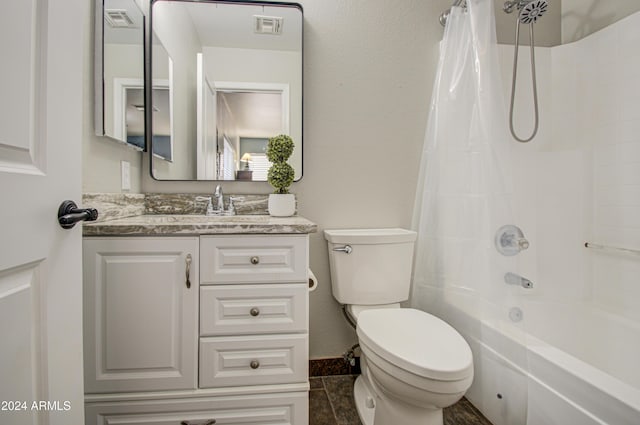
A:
[147, 0, 303, 181]
[94, 0, 146, 149]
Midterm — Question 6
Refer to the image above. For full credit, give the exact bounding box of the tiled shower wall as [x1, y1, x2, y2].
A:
[504, 12, 640, 322]
[551, 12, 640, 323]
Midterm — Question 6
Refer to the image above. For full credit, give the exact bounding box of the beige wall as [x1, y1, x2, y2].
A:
[562, 0, 640, 43]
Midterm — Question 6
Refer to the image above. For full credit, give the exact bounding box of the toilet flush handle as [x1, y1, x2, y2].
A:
[332, 245, 353, 254]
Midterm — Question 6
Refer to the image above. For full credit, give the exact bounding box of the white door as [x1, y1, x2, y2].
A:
[0, 1, 86, 424]
[196, 53, 217, 180]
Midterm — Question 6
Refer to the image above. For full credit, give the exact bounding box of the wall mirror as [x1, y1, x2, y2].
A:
[148, 0, 303, 181]
[94, 0, 146, 149]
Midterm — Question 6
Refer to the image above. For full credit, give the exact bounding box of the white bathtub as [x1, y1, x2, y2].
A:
[466, 309, 640, 425]
[413, 288, 640, 425]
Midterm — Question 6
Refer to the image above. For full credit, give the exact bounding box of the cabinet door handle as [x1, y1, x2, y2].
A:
[180, 420, 216, 425]
[185, 254, 192, 289]
[250, 256, 260, 265]
[250, 360, 260, 369]
[250, 307, 260, 317]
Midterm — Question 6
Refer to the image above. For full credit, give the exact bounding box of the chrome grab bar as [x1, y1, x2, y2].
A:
[584, 242, 640, 256]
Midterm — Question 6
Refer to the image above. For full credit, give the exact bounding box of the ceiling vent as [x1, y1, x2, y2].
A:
[254, 15, 283, 35]
[105, 9, 135, 28]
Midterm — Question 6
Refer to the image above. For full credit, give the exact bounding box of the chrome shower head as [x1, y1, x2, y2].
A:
[519, 0, 548, 24]
[503, 0, 548, 24]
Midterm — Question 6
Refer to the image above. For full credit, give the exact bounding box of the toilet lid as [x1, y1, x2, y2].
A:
[357, 308, 473, 381]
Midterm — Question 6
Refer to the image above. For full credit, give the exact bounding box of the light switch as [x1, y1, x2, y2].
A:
[121, 160, 131, 191]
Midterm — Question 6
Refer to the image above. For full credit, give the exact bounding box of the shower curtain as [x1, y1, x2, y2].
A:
[411, 0, 527, 421]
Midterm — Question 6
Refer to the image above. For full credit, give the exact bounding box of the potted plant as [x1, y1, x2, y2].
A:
[266, 134, 296, 217]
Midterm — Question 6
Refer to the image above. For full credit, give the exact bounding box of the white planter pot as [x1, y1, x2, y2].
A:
[268, 194, 296, 217]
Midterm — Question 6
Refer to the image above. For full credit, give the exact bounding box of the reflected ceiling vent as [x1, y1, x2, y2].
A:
[253, 15, 283, 35]
[105, 9, 135, 28]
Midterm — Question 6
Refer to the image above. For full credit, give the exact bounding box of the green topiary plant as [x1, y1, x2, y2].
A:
[266, 135, 295, 194]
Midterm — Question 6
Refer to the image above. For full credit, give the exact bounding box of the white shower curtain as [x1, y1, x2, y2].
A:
[411, 3, 528, 420]
[411, 0, 517, 335]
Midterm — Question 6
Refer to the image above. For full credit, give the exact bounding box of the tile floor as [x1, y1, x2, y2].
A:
[310, 375, 492, 425]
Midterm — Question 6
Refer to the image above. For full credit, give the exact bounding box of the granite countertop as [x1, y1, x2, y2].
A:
[82, 214, 318, 236]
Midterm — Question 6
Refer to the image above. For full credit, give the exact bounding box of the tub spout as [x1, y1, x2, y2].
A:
[505, 272, 533, 289]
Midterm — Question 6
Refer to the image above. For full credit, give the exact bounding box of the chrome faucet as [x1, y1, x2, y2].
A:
[214, 185, 224, 212]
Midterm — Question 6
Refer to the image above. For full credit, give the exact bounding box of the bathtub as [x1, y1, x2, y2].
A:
[463, 304, 640, 425]
[413, 288, 640, 425]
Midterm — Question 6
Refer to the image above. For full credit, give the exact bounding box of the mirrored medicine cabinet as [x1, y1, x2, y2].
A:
[94, 0, 147, 150]
[146, 0, 303, 182]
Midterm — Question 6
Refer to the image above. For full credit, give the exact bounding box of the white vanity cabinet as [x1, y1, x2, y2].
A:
[83, 233, 310, 425]
[83, 237, 199, 393]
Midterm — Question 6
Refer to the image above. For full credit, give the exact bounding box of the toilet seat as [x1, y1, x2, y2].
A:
[357, 308, 473, 382]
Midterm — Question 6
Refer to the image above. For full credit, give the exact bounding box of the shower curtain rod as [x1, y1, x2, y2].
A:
[439, 0, 467, 26]
[584, 242, 640, 256]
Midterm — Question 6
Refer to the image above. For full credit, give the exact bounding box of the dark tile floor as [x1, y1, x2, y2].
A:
[310, 375, 492, 425]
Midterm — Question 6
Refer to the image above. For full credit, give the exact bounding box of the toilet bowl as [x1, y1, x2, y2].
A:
[324, 228, 474, 425]
[356, 308, 473, 425]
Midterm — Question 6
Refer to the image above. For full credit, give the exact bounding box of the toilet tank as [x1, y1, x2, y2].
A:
[324, 228, 417, 305]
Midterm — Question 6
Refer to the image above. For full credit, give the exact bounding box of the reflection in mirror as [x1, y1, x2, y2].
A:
[151, 36, 174, 162]
[148, 1, 303, 181]
[95, 0, 145, 148]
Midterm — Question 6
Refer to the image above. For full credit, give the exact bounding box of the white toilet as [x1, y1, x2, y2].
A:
[324, 228, 473, 425]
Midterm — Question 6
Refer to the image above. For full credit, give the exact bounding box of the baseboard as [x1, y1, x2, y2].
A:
[309, 357, 361, 377]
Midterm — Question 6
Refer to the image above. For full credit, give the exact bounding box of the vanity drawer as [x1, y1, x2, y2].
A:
[200, 284, 308, 336]
[200, 235, 308, 284]
[199, 334, 308, 388]
[85, 391, 308, 425]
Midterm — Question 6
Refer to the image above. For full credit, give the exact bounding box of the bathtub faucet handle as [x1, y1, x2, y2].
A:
[495, 225, 530, 256]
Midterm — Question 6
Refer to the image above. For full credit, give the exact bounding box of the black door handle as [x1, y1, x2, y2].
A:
[58, 200, 98, 229]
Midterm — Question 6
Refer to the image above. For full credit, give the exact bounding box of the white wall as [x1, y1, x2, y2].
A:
[565, 13, 640, 323]
[562, 0, 640, 43]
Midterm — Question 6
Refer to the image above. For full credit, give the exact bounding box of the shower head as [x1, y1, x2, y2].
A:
[519, 0, 548, 24]
[503, 0, 548, 24]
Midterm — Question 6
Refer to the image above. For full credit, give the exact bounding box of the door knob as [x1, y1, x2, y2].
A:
[57, 200, 98, 229]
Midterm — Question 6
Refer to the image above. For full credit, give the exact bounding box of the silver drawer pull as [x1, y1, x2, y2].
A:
[185, 254, 192, 289]
[250, 256, 260, 265]
[181, 420, 216, 425]
[332, 245, 352, 254]
[250, 360, 260, 369]
[250, 307, 260, 317]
